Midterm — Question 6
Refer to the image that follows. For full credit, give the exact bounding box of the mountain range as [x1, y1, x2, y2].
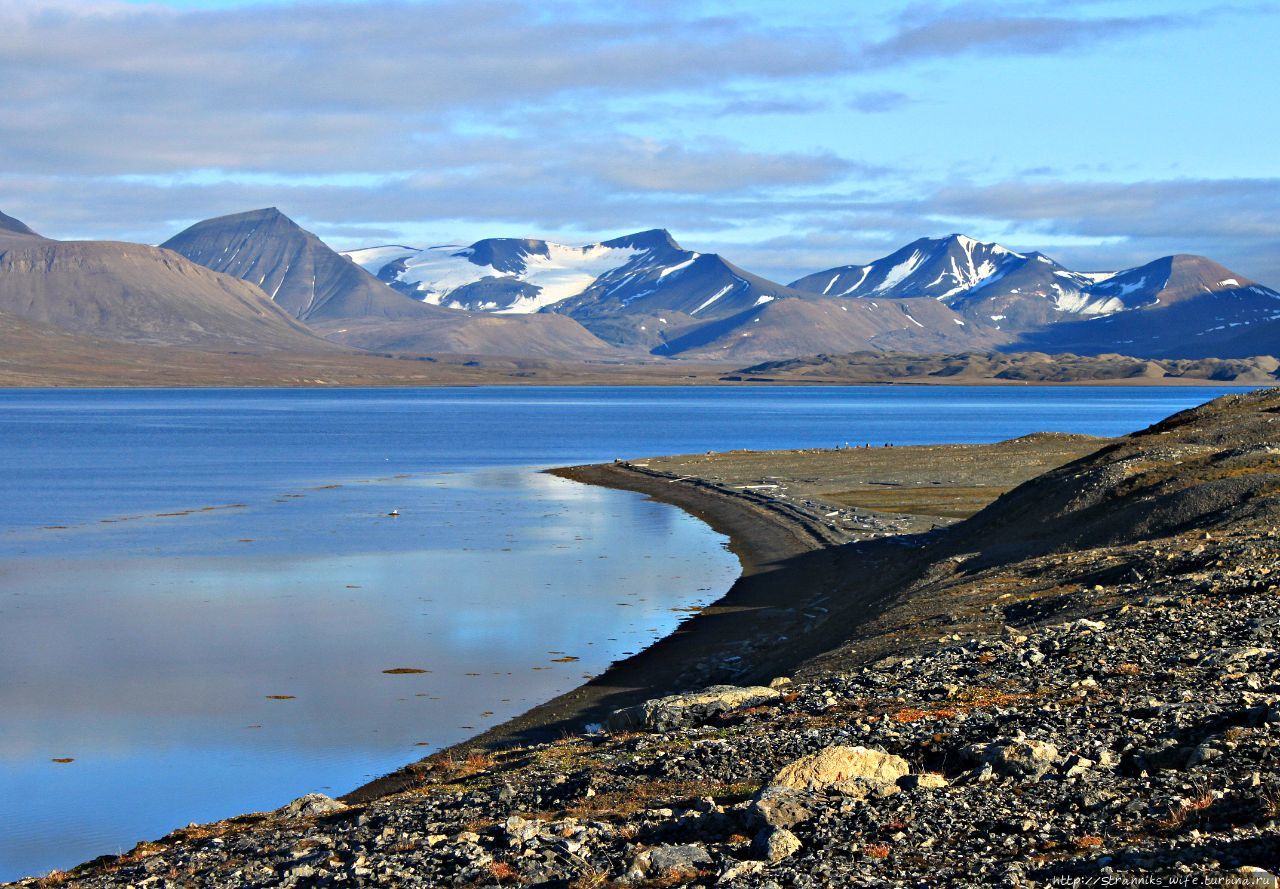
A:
[159, 209, 617, 360]
[1, 206, 1276, 368]
[342, 227, 1279, 360]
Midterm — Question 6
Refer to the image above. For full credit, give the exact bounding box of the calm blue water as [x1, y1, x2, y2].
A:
[0, 385, 1246, 879]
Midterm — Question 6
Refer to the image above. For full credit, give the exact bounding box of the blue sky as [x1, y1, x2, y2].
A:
[1, 0, 1277, 282]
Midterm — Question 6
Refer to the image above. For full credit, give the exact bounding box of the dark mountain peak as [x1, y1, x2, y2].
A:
[166, 208, 309, 250]
[462, 238, 553, 273]
[163, 209, 432, 323]
[602, 229, 682, 252]
[241, 206, 287, 222]
[1085, 254, 1262, 310]
[0, 209, 42, 239]
[1167, 253, 1237, 274]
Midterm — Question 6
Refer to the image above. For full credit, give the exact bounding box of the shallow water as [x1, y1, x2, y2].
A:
[0, 385, 1245, 878]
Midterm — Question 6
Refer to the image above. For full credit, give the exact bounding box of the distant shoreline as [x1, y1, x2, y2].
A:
[1, 339, 1274, 389]
[0, 375, 1261, 390]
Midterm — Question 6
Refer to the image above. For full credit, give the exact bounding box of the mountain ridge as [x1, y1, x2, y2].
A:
[0, 210, 337, 352]
[162, 208, 442, 323]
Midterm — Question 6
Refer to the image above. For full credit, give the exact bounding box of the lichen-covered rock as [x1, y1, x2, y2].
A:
[749, 786, 814, 828]
[898, 772, 949, 791]
[606, 684, 780, 731]
[277, 793, 347, 818]
[769, 745, 909, 797]
[623, 843, 713, 883]
[753, 826, 802, 862]
[964, 737, 1060, 779]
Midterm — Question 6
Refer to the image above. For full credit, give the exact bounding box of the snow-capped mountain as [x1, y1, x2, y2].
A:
[344, 229, 806, 334]
[790, 234, 1029, 300]
[1081, 254, 1273, 310]
[344, 229, 825, 350]
[346, 231, 683, 314]
[1014, 255, 1280, 358]
[786, 235, 1280, 359]
[162, 208, 625, 359]
[788, 234, 1123, 327]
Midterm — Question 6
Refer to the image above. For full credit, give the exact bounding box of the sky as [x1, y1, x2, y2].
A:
[0, 0, 1277, 283]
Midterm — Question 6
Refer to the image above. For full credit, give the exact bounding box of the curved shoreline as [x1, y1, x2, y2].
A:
[346, 461, 842, 802]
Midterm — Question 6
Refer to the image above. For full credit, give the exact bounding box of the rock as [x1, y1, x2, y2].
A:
[1206, 646, 1273, 667]
[898, 772, 949, 790]
[769, 745, 909, 797]
[753, 826, 802, 862]
[749, 786, 813, 828]
[625, 843, 713, 882]
[964, 737, 1060, 779]
[1186, 744, 1223, 767]
[607, 685, 780, 731]
[968, 762, 997, 783]
[718, 860, 765, 884]
[768, 677, 793, 689]
[1061, 754, 1095, 777]
[278, 793, 347, 818]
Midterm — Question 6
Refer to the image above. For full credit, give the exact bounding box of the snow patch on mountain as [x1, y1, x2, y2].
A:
[692, 282, 739, 315]
[342, 240, 649, 314]
[344, 245, 420, 274]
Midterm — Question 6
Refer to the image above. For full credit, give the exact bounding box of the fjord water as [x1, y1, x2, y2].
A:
[0, 386, 1243, 879]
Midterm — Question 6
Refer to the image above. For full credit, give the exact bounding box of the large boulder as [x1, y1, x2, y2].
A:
[753, 826, 802, 862]
[749, 786, 814, 828]
[964, 737, 1060, 780]
[623, 843, 713, 883]
[768, 745, 909, 798]
[278, 793, 347, 818]
[606, 685, 780, 731]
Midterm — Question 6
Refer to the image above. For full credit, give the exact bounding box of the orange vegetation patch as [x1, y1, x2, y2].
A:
[890, 705, 959, 723]
[487, 861, 519, 882]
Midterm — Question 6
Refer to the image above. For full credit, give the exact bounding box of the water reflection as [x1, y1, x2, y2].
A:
[0, 468, 739, 879]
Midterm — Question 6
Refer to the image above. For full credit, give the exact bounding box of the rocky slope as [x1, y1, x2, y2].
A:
[728, 351, 1280, 385]
[162, 208, 444, 324]
[651, 295, 1004, 361]
[0, 212, 335, 352]
[309, 313, 626, 362]
[0, 210, 41, 239]
[24, 389, 1280, 888]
